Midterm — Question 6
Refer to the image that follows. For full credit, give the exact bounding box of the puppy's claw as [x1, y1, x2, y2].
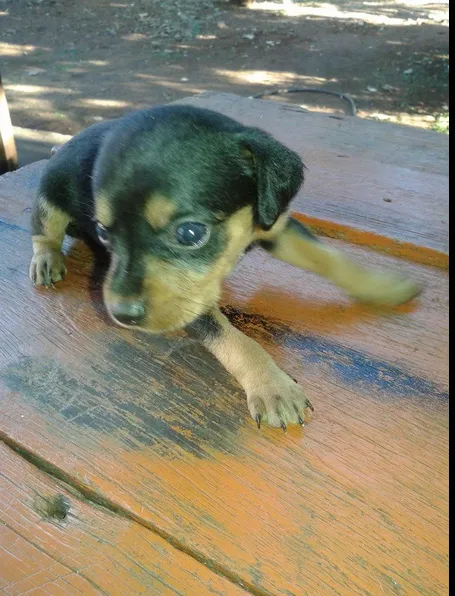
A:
[307, 401, 314, 413]
[29, 250, 66, 288]
[247, 371, 313, 431]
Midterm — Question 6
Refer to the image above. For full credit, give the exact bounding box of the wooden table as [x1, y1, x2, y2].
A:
[0, 93, 449, 596]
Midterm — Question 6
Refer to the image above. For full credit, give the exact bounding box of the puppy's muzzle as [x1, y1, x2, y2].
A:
[110, 299, 146, 326]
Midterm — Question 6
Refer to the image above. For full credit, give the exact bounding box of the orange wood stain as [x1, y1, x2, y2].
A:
[1, 386, 447, 596]
[0, 444, 248, 595]
[291, 212, 449, 269]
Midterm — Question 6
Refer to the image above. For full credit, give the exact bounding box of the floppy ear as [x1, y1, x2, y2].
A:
[238, 128, 304, 230]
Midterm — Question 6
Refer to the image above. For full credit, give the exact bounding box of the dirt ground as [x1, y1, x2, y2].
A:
[0, 0, 449, 136]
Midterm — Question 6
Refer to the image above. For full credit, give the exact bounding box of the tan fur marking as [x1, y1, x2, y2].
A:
[32, 199, 70, 256]
[204, 308, 275, 391]
[30, 198, 69, 285]
[208, 205, 254, 280]
[104, 256, 209, 333]
[148, 205, 252, 331]
[32, 235, 60, 255]
[145, 195, 177, 230]
[268, 217, 422, 306]
[252, 212, 289, 242]
[95, 193, 114, 227]
[103, 206, 254, 333]
[202, 307, 313, 427]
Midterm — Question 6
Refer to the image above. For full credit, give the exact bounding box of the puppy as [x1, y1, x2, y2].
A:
[29, 105, 421, 430]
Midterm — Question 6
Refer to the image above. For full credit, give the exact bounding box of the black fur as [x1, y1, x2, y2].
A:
[186, 311, 222, 341]
[35, 105, 303, 232]
[32, 104, 305, 303]
[237, 129, 304, 230]
[259, 216, 318, 253]
[286, 216, 319, 241]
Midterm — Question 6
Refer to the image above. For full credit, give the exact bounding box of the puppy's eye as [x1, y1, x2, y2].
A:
[175, 222, 209, 247]
[95, 222, 110, 246]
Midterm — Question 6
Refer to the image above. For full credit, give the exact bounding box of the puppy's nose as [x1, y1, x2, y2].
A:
[111, 300, 146, 326]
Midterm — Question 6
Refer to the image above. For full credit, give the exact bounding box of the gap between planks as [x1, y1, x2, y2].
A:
[0, 433, 268, 596]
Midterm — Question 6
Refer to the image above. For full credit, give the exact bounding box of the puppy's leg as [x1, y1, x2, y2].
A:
[188, 308, 313, 429]
[259, 217, 422, 306]
[29, 194, 70, 287]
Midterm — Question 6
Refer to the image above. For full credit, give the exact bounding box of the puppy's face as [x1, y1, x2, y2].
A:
[93, 110, 303, 333]
[96, 197, 255, 333]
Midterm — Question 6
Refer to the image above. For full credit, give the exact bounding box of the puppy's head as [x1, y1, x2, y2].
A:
[93, 106, 303, 333]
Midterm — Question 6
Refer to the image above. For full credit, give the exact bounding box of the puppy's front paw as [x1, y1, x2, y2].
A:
[246, 368, 314, 431]
[30, 250, 67, 287]
[349, 271, 423, 307]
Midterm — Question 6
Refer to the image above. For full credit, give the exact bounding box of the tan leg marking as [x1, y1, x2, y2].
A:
[203, 308, 313, 429]
[30, 199, 70, 287]
[263, 216, 422, 307]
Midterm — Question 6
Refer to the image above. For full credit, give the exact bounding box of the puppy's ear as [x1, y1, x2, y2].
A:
[238, 129, 304, 230]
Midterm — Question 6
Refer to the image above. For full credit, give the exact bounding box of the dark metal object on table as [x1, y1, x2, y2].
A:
[252, 86, 357, 117]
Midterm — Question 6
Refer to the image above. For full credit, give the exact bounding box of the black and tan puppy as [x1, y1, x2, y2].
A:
[29, 105, 421, 429]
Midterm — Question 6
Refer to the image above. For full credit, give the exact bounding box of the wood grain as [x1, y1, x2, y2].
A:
[0, 170, 448, 595]
[0, 443, 248, 595]
[0, 97, 449, 595]
[176, 93, 449, 267]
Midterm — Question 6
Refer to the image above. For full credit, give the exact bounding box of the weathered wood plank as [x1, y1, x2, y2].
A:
[0, 164, 448, 595]
[0, 443, 248, 595]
